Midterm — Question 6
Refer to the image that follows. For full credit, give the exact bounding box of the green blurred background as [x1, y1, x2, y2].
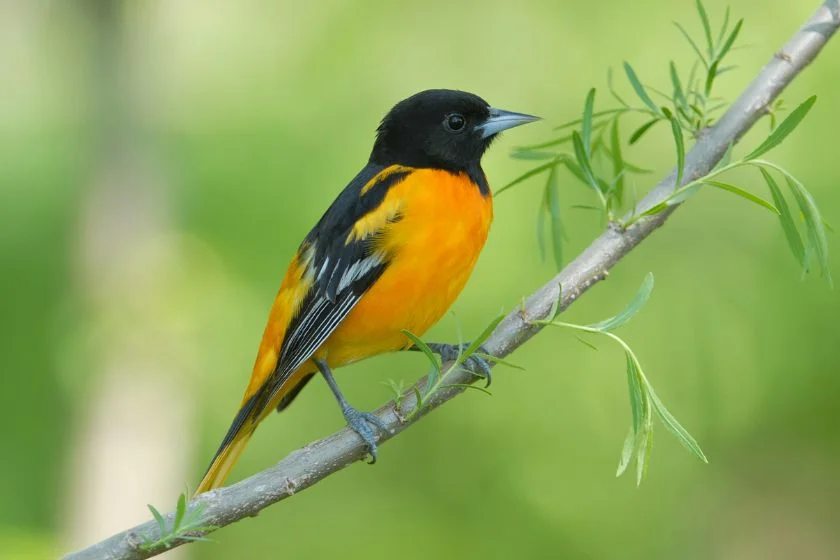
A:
[2, 1, 839, 558]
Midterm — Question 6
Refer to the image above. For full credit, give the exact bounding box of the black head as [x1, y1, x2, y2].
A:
[370, 89, 538, 173]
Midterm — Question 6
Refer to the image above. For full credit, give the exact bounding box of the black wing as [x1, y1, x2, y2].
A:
[253, 163, 413, 413]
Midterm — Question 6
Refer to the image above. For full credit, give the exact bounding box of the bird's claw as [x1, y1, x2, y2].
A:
[463, 352, 493, 387]
[342, 406, 389, 464]
[426, 342, 493, 387]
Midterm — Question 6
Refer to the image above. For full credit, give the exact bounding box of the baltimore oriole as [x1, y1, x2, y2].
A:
[196, 89, 538, 494]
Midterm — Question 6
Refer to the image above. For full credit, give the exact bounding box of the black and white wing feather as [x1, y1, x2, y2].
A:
[253, 163, 412, 412]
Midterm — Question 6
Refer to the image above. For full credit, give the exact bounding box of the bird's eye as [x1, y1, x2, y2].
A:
[444, 113, 466, 133]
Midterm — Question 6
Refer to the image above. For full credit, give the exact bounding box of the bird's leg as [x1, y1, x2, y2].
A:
[407, 342, 493, 387]
[313, 358, 389, 464]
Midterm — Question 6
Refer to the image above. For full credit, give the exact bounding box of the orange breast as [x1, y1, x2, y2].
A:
[320, 169, 493, 366]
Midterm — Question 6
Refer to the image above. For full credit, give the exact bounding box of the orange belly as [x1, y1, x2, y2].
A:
[318, 169, 493, 367]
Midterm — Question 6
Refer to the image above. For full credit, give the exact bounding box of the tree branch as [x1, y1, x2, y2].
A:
[64, 3, 839, 559]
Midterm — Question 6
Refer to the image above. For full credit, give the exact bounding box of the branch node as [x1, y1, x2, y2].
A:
[694, 126, 712, 140]
[608, 220, 626, 234]
[775, 50, 794, 62]
[279, 477, 297, 496]
[126, 532, 145, 551]
[392, 402, 408, 423]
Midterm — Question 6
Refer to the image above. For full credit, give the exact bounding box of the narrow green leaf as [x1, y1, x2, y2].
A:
[635, 421, 653, 486]
[629, 183, 639, 218]
[639, 184, 702, 218]
[648, 385, 708, 463]
[670, 117, 686, 187]
[545, 283, 562, 321]
[696, 0, 714, 56]
[616, 426, 635, 477]
[424, 368, 440, 396]
[629, 119, 659, 145]
[803, 243, 815, 278]
[459, 314, 506, 364]
[704, 59, 719, 96]
[495, 159, 559, 196]
[582, 88, 596, 158]
[546, 165, 564, 270]
[674, 22, 709, 69]
[745, 96, 817, 160]
[638, 201, 668, 218]
[785, 174, 832, 284]
[669, 184, 702, 204]
[564, 157, 612, 193]
[412, 386, 424, 408]
[588, 272, 655, 332]
[609, 119, 625, 205]
[623, 62, 660, 115]
[760, 168, 806, 267]
[401, 330, 441, 372]
[148, 504, 168, 536]
[675, 106, 692, 125]
[572, 131, 601, 194]
[704, 181, 780, 215]
[716, 19, 743, 62]
[625, 351, 644, 435]
[173, 494, 187, 531]
[669, 61, 688, 112]
[563, 158, 587, 184]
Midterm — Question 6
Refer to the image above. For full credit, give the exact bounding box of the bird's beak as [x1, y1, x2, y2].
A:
[478, 107, 541, 139]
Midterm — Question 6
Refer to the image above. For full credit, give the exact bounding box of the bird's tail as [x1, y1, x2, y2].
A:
[194, 394, 261, 496]
[194, 371, 316, 496]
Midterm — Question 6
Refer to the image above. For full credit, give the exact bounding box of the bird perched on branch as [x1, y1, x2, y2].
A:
[196, 89, 538, 494]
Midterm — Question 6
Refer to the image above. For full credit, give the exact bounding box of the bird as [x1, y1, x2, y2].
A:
[195, 89, 538, 495]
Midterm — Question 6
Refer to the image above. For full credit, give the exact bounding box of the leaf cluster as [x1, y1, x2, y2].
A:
[494, 2, 831, 481]
[498, 1, 829, 285]
[140, 493, 216, 552]
[535, 274, 707, 484]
